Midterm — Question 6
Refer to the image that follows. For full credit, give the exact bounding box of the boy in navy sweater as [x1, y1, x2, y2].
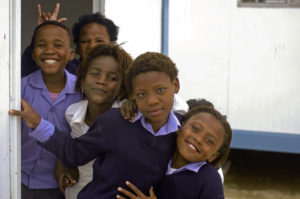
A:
[10, 52, 181, 199]
[117, 105, 232, 199]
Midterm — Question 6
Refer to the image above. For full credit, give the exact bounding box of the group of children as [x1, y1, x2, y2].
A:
[9, 3, 232, 199]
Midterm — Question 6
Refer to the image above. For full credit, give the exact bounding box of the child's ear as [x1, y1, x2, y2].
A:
[207, 151, 220, 163]
[80, 79, 85, 92]
[68, 48, 75, 61]
[173, 77, 180, 94]
[75, 46, 80, 55]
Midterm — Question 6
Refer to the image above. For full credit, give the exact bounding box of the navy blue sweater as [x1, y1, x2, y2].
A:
[155, 163, 224, 199]
[41, 108, 178, 199]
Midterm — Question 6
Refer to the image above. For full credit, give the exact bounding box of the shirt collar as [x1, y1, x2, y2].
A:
[132, 109, 181, 136]
[67, 100, 89, 128]
[166, 159, 207, 175]
[29, 69, 78, 94]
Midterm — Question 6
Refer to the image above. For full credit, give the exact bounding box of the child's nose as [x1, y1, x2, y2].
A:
[194, 135, 204, 145]
[96, 75, 107, 85]
[88, 40, 97, 49]
[44, 46, 55, 54]
[147, 93, 159, 105]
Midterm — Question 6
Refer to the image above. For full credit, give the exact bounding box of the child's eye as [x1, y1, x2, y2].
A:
[156, 87, 166, 94]
[54, 44, 63, 48]
[206, 137, 215, 145]
[136, 93, 146, 99]
[90, 72, 99, 77]
[96, 39, 104, 43]
[108, 75, 117, 82]
[192, 125, 199, 132]
[37, 43, 46, 47]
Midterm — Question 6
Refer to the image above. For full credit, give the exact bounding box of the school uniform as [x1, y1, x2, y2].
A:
[156, 161, 224, 199]
[30, 108, 181, 199]
[21, 70, 81, 195]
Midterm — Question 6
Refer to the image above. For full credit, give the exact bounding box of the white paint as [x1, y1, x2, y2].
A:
[0, 0, 11, 197]
[0, 0, 21, 198]
[169, 0, 300, 134]
[105, 0, 162, 58]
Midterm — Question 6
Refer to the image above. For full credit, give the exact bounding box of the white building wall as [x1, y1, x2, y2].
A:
[169, 0, 300, 134]
[228, 6, 300, 134]
[105, 0, 162, 58]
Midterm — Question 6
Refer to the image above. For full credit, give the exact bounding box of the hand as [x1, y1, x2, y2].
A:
[120, 99, 138, 122]
[116, 181, 157, 199]
[8, 99, 41, 129]
[54, 159, 78, 194]
[37, 3, 67, 25]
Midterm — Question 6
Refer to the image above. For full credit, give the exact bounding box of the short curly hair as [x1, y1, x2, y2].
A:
[72, 13, 119, 48]
[181, 106, 232, 167]
[32, 21, 73, 47]
[125, 52, 178, 95]
[76, 44, 132, 100]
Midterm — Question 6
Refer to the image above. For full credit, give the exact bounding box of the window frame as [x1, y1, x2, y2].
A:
[238, 0, 300, 7]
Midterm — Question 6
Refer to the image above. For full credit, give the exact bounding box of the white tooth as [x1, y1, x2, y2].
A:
[44, 59, 57, 64]
[188, 143, 196, 151]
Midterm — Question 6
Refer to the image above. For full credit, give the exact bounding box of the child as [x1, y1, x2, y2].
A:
[117, 105, 232, 199]
[19, 21, 82, 199]
[10, 52, 182, 199]
[61, 43, 132, 199]
[22, 3, 119, 76]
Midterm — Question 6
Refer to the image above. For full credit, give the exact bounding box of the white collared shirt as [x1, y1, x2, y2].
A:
[64, 100, 93, 199]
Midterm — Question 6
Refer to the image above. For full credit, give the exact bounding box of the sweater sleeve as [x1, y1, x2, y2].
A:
[40, 117, 105, 168]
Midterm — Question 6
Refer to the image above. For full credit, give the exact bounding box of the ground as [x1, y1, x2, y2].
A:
[223, 149, 300, 199]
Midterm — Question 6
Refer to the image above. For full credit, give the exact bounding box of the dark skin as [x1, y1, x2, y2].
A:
[116, 112, 225, 199]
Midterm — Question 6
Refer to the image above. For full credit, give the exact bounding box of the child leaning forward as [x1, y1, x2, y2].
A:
[117, 105, 232, 199]
[10, 52, 183, 199]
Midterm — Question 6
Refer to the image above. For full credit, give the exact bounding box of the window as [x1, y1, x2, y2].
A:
[238, 0, 300, 7]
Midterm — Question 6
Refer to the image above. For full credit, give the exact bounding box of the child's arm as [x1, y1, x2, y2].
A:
[116, 181, 157, 199]
[37, 3, 67, 25]
[9, 99, 41, 129]
[54, 159, 78, 194]
[9, 99, 103, 168]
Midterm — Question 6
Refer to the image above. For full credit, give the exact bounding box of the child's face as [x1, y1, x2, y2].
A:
[176, 112, 225, 165]
[132, 71, 179, 132]
[32, 25, 74, 75]
[81, 56, 121, 107]
[77, 23, 111, 59]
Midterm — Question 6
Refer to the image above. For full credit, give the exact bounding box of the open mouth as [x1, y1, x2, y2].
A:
[43, 59, 58, 64]
[186, 140, 200, 153]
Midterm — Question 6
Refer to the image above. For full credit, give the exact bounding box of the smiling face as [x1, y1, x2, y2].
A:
[77, 23, 111, 59]
[174, 112, 225, 168]
[81, 55, 121, 108]
[32, 24, 74, 76]
[132, 71, 179, 132]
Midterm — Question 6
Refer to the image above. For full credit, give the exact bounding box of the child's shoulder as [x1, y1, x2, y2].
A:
[21, 70, 43, 89]
[196, 163, 221, 181]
